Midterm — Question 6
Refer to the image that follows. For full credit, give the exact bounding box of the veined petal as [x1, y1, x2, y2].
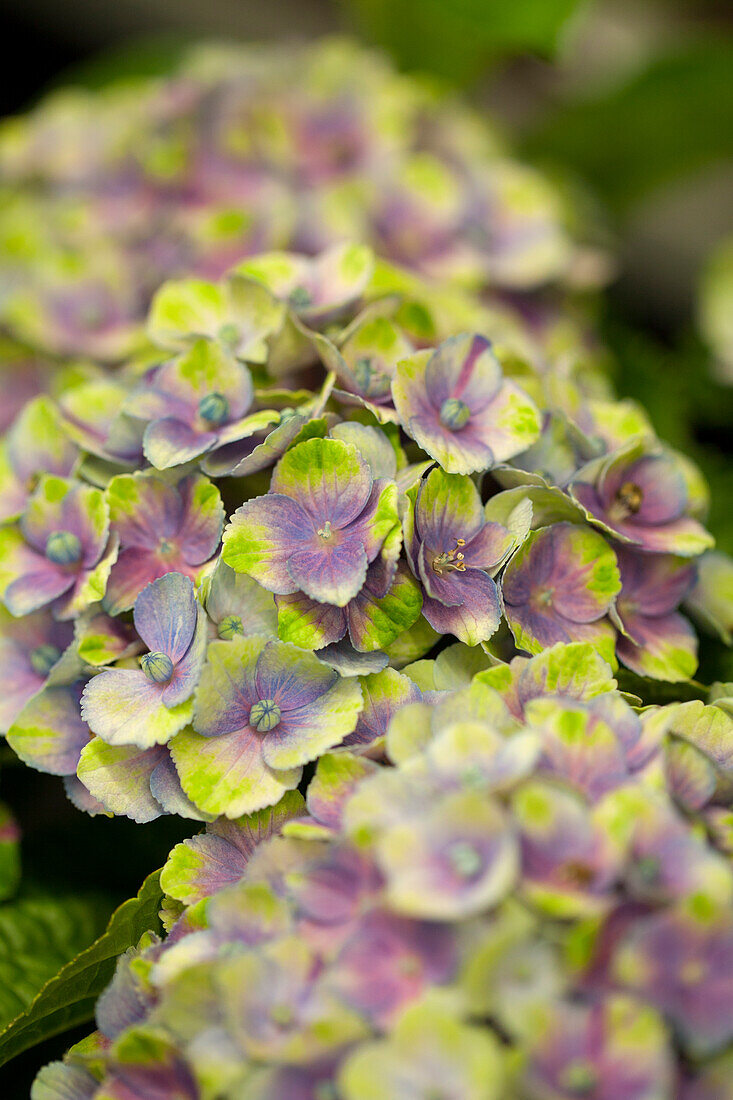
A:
[170, 725, 301, 819]
[222, 493, 312, 594]
[133, 572, 198, 662]
[81, 668, 193, 749]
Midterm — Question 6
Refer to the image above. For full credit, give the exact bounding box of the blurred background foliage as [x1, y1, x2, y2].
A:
[0, 0, 730, 1087]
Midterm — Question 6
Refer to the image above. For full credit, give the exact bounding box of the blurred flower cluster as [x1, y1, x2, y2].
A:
[0, 39, 607, 363]
[0, 239, 726, 828]
[33, 639, 733, 1098]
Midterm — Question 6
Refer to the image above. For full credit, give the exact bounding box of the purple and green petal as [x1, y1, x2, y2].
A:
[147, 273, 285, 362]
[339, 1000, 504, 1100]
[133, 573, 198, 663]
[170, 725, 302, 819]
[377, 789, 519, 920]
[7, 683, 89, 776]
[260, 673, 362, 771]
[204, 561, 278, 640]
[502, 523, 620, 659]
[76, 739, 167, 823]
[160, 791, 304, 906]
[75, 612, 141, 667]
[104, 471, 223, 613]
[81, 669, 195, 749]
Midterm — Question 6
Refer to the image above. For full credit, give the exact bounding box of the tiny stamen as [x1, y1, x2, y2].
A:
[431, 537, 468, 575]
[317, 521, 333, 540]
[609, 480, 644, 522]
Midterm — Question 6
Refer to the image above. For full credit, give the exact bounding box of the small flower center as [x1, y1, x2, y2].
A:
[560, 1060, 597, 1095]
[250, 698, 281, 732]
[30, 644, 62, 676]
[288, 285, 312, 310]
[217, 322, 240, 349]
[353, 356, 374, 393]
[314, 1085, 337, 1100]
[317, 520, 333, 541]
[157, 537, 176, 557]
[609, 480, 644, 522]
[218, 614, 244, 640]
[439, 397, 471, 430]
[198, 392, 230, 425]
[431, 538, 466, 575]
[448, 841, 482, 878]
[45, 530, 83, 566]
[140, 651, 174, 684]
[270, 1003, 294, 1028]
[635, 855, 660, 884]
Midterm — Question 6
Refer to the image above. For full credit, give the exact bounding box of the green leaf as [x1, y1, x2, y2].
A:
[0, 870, 162, 1067]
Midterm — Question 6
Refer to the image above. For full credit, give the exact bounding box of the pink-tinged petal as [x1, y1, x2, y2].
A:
[104, 547, 175, 616]
[571, 480, 605, 520]
[466, 379, 542, 464]
[261, 675, 363, 770]
[271, 437, 372, 529]
[255, 641, 337, 711]
[203, 412, 309, 479]
[417, 541, 462, 607]
[424, 333, 501, 412]
[615, 516, 714, 556]
[133, 572, 197, 661]
[332, 910, 456, 1026]
[4, 558, 74, 617]
[143, 418, 218, 470]
[462, 521, 514, 571]
[617, 609, 698, 682]
[108, 473, 185, 550]
[421, 569, 502, 647]
[161, 604, 207, 707]
[149, 753, 211, 821]
[63, 774, 110, 816]
[616, 547, 697, 617]
[392, 350, 496, 476]
[7, 683, 88, 775]
[344, 669, 422, 750]
[223, 493, 312, 595]
[287, 538, 368, 608]
[619, 454, 688, 525]
[176, 475, 224, 562]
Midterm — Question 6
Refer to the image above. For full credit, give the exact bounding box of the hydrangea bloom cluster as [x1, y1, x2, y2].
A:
[0, 39, 607, 363]
[33, 643, 733, 1098]
[0, 241, 726, 827]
